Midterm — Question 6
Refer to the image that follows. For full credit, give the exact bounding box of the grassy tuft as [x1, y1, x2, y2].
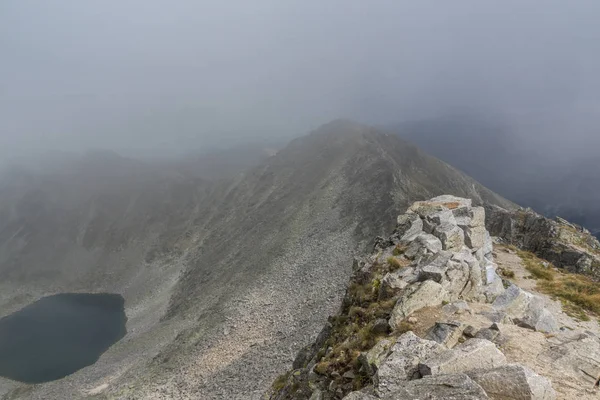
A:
[498, 267, 515, 279]
[395, 320, 413, 335]
[392, 244, 408, 256]
[272, 372, 291, 391]
[387, 256, 408, 271]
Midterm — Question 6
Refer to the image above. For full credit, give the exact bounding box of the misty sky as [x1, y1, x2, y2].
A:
[1, 0, 600, 159]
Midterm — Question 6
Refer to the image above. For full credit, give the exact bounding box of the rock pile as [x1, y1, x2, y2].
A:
[269, 196, 564, 400]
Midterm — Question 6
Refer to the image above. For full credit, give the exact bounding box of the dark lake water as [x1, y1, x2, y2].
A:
[0, 293, 127, 383]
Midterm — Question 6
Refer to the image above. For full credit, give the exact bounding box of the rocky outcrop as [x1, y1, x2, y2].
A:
[492, 285, 558, 333]
[269, 196, 567, 400]
[486, 205, 600, 278]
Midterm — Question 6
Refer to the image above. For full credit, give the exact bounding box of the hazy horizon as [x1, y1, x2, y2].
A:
[2, 1, 600, 160]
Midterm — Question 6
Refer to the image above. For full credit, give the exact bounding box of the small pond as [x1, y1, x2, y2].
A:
[0, 293, 127, 383]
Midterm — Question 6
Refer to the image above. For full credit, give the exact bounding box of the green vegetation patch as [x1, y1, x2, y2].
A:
[312, 254, 410, 394]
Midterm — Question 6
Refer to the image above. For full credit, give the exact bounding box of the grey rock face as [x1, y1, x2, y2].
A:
[433, 223, 466, 251]
[493, 285, 558, 333]
[406, 233, 443, 255]
[389, 280, 448, 329]
[538, 331, 600, 386]
[426, 321, 466, 348]
[513, 297, 559, 334]
[475, 328, 499, 342]
[375, 332, 445, 395]
[467, 364, 556, 400]
[382, 373, 489, 400]
[464, 225, 489, 250]
[442, 300, 471, 315]
[396, 214, 424, 242]
[419, 338, 507, 376]
[493, 284, 531, 315]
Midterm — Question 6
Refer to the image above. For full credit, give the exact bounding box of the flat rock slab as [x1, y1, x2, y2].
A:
[381, 373, 489, 400]
[342, 392, 378, 400]
[539, 331, 600, 386]
[419, 338, 507, 376]
[467, 364, 556, 400]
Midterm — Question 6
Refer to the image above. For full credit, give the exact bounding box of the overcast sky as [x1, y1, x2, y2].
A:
[1, 0, 599, 159]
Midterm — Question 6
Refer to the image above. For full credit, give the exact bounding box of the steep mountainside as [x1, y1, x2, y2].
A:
[0, 120, 513, 399]
[270, 196, 600, 400]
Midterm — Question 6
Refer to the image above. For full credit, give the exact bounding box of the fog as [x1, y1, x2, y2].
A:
[2, 0, 600, 160]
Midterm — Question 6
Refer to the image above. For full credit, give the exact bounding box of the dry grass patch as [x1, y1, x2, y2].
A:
[517, 250, 555, 281]
[538, 274, 600, 317]
[392, 243, 409, 256]
[387, 256, 409, 271]
[498, 266, 515, 279]
[516, 250, 600, 319]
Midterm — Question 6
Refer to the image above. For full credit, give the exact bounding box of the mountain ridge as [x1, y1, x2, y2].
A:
[0, 120, 515, 399]
[269, 196, 600, 400]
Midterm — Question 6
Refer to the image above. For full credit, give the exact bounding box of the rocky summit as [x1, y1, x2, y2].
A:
[270, 196, 600, 400]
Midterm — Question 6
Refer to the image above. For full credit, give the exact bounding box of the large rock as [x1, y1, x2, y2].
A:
[493, 285, 558, 333]
[433, 223, 465, 251]
[419, 338, 507, 376]
[513, 296, 559, 333]
[389, 280, 448, 329]
[446, 249, 483, 300]
[464, 225, 489, 249]
[404, 233, 443, 258]
[375, 332, 445, 395]
[424, 209, 457, 233]
[381, 373, 489, 400]
[467, 364, 556, 400]
[396, 213, 424, 242]
[426, 321, 466, 348]
[483, 267, 505, 303]
[493, 284, 532, 315]
[379, 271, 410, 299]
